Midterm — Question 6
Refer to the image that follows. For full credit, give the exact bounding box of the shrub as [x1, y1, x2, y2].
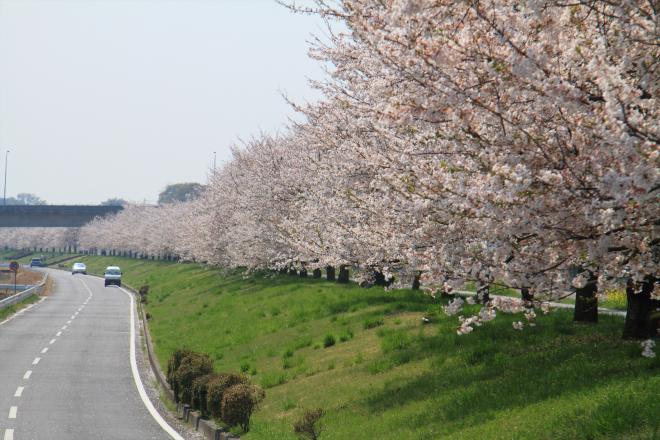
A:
[207, 373, 247, 419]
[139, 285, 149, 304]
[293, 408, 326, 440]
[339, 329, 354, 342]
[166, 348, 194, 402]
[323, 334, 336, 348]
[221, 384, 265, 432]
[191, 374, 213, 415]
[174, 352, 214, 405]
[363, 317, 384, 329]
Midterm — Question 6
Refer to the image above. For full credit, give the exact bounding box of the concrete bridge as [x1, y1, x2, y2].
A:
[0, 205, 123, 227]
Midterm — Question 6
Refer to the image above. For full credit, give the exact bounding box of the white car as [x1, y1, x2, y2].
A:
[72, 262, 87, 275]
[104, 266, 122, 287]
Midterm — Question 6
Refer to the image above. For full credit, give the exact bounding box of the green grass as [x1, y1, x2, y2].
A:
[60, 255, 658, 439]
[0, 294, 41, 322]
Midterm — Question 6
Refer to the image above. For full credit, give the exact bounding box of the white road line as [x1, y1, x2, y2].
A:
[32, 357, 40, 365]
[4, 429, 13, 440]
[49, 339, 56, 345]
[14, 387, 24, 397]
[61, 325, 67, 330]
[56, 331, 62, 337]
[66, 320, 72, 324]
[41, 347, 48, 354]
[23, 371, 32, 380]
[8, 406, 17, 419]
[118, 286, 185, 440]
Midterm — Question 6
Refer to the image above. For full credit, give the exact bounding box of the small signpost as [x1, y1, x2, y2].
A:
[9, 261, 18, 296]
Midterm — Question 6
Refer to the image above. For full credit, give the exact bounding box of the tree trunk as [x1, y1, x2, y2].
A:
[412, 274, 420, 290]
[477, 282, 490, 304]
[574, 272, 598, 323]
[374, 271, 386, 286]
[326, 266, 336, 281]
[623, 276, 659, 339]
[299, 268, 308, 278]
[312, 269, 322, 279]
[288, 268, 298, 276]
[337, 265, 349, 284]
[521, 287, 533, 302]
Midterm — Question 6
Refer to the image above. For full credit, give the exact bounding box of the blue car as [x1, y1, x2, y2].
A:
[29, 258, 45, 268]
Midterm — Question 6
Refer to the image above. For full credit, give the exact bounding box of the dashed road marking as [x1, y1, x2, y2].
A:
[41, 347, 48, 354]
[49, 339, 56, 345]
[32, 357, 40, 365]
[8, 406, 17, 419]
[56, 331, 62, 336]
[23, 371, 32, 380]
[14, 387, 23, 397]
[4, 428, 14, 440]
[61, 325, 67, 330]
[66, 320, 72, 324]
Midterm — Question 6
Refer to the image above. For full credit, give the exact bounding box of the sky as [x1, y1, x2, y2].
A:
[0, 0, 328, 204]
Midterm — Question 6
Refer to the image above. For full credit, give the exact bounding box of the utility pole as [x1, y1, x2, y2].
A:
[213, 151, 217, 172]
[3, 150, 9, 205]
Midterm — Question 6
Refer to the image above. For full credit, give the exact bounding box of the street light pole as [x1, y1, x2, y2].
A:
[3, 150, 9, 206]
[213, 151, 217, 171]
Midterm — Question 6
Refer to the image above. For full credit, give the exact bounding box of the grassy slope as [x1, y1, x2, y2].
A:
[64, 256, 657, 439]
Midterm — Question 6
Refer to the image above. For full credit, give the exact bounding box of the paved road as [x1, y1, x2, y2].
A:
[0, 269, 175, 440]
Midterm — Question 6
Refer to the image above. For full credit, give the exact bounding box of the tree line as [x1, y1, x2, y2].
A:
[1, 1, 657, 340]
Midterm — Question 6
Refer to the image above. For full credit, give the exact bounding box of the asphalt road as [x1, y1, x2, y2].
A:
[0, 269, 178, 440]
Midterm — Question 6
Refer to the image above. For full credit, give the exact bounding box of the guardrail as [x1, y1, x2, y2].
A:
[0, 275, 47, 311]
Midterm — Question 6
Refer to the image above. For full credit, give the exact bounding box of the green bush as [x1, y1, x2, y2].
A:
[293, 408, 326, 440]
[191, 374, 213, 415]
[139, 285, 149, 304]
[221, 384, 265, 432]
[166, 348, 194, 402]
[323, 334, 336, 348]
[174, 352, 214, 405]
[206, 373, 247, 419]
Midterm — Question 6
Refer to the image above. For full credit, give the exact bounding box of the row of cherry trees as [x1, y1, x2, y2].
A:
[0, 228, 80, 252]
[2, 1, 657, 337]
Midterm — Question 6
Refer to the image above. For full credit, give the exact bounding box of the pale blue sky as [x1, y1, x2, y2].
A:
[0, 0, 327, 204]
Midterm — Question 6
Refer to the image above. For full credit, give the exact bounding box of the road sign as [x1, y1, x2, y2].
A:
[9, 261, 19, 272]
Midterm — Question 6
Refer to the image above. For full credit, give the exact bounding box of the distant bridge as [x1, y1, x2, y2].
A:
[0, 205, 123, 228]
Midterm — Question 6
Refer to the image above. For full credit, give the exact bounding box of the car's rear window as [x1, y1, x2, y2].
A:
[107, 269, 121, 275]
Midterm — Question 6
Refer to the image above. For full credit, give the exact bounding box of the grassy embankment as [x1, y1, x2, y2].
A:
[28, 255, 660, 439]
[0, 295, 40, 322]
